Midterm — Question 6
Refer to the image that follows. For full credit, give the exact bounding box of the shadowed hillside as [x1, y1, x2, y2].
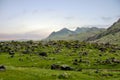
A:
[86, 18, 120, 45]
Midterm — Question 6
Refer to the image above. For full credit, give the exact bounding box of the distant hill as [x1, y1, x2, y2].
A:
[75, 27, 91, 33]
[47, 28, 75, 39]
[87, 18, 120, 44]
[45, 27, 105, 41]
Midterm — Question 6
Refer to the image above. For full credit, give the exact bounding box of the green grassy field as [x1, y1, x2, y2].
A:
[0, 40, 120, 80]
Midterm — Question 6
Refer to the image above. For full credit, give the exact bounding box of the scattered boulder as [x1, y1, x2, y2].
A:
[102, 73, 113, 77]
[73, 59, 78, 65]
[111, 58, 120, 63]
[99, 47, 106, 52]
[102, 57, 120, 64]
[9, 51, 15, 58]
[99, 54, 102, 57]
[53, 48, 61, 54]
[18, 58, 23, 61]
[51, 64, 60, 70]
[82, 51, 88, 56]
[0, 65, 6, 71]
[51, 64, 73, 71]
[60, 65, 73, 70]
[94, 69, 99, 73]
[77, 68, 82, 71]
[22, 50, 29, 54]
[39, 52, 47, 57]
[79, 58, 82, 63]
[109, 49, 116, 53]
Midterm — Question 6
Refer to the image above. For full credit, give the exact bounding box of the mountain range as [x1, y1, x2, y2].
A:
[46, 18, 120, 45]
[45, 27, 105, 41]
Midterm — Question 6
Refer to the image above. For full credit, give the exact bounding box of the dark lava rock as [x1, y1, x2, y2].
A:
[0, 65, 6, 71]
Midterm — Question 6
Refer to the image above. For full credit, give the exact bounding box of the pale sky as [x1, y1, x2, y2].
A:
[0, 0, 120, 40]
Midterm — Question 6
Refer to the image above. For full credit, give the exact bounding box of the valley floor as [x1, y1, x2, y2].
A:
[0, 41, 120, 80]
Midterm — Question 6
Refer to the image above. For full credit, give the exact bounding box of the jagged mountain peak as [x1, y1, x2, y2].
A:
[75, 27, 100, 33]
[61, 28, 69, 30]
[58, 28, 72, 32]
[75, 27, 88, 33]
[46, 26, 105, 41]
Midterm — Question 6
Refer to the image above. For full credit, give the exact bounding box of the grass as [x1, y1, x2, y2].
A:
[0, 41, 120, 80]
[1, 66, 120, 80]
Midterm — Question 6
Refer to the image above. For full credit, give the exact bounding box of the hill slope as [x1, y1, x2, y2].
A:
[87, 18, 120, 44]
[46, 27, 105, 41]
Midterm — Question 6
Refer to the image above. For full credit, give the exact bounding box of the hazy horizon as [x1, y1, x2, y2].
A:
[0, 0, 120, 40]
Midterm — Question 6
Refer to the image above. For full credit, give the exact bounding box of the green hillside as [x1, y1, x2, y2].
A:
[94, 32, 120, 45]
[87, 18, 120, 45]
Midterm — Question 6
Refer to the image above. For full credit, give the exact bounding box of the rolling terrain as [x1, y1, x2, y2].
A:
[0, 40, 120, 80]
